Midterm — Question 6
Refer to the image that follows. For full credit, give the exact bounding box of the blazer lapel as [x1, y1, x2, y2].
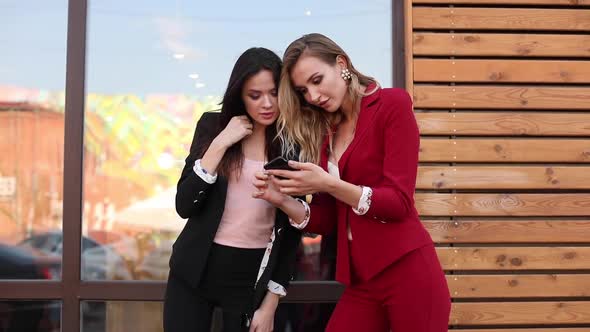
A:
[337, 86, 381, 176]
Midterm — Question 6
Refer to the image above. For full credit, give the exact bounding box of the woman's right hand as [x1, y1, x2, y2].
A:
[214, 115, 253, 148]
[252, 171, 287, 207]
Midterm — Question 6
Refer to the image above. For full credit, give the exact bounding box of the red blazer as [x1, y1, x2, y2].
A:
[303, 86, 433, 286]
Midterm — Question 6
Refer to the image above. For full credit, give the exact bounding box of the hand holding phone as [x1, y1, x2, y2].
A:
[263, 156, 298, 181]
[263, 156, 297, 172]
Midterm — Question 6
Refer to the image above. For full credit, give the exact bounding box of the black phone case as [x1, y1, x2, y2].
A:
[263, 156, 296, 171]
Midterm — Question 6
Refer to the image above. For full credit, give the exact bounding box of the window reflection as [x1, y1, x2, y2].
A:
[0, 301, 60, 332]
[82, 0, 391, 281]
[82, 301, 334, 332]
[0, 1, 67, 280]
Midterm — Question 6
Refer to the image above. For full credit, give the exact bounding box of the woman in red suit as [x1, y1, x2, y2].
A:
[253, 33, 450, 331]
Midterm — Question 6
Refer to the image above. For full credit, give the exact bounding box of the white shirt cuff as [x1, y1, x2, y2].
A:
[193, 159, 217, 184]
[267, 280, 287, 297]
[352, 186, 372, 215]
[289, 198, 310, 230]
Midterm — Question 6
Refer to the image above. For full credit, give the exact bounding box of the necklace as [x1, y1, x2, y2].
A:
[330, 121, 356, 162]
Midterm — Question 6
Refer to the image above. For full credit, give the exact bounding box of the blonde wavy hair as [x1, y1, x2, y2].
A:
[277, 33, 378, 164]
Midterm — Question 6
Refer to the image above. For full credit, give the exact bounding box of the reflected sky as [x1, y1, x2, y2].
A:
[1, 0, 392, 97]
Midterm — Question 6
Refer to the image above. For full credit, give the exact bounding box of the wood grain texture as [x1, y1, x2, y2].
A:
[417, 166, 590, 189]
[423, 219, 590, 243]
[413, 86, 590, 110]
[419, 139, 590, 163]
[408, 3, 590, 330]
[416, 193, 590, 216]
[413, 32, 590, 57]
[450, 301, 590, 325]
[447, 274, 590, 298]
[413, 59, 590, 83]
[416, 112, 590, 136]
[451, 329, 590, 332]
[414, 0, 590, 4]
[437, 247, 590, 270]
[413, 7, 590, 31]
[405, 0, 414, 95]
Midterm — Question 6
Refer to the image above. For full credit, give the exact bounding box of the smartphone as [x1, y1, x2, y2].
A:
[263, 156, 297, 172]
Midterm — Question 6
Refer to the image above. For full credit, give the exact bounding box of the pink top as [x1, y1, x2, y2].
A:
[213, 158, 275, 249]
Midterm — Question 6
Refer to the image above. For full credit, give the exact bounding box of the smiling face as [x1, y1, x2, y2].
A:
[241, 69, 279, 127]
[290, 55, 348, 113]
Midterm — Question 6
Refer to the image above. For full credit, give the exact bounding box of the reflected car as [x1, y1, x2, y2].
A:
[0, 244, 60, 331]
[18, 231, 133, 281]
[17, 231, 133, 329]
[0, 243, 59, 280]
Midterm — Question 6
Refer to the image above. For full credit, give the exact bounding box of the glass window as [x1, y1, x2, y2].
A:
[0, 0, 68, 280]
[82, 301, 333, 332]
[0, 300, 60, 332]
[83, 0, 392, 280]
[82, 301, 161, 332]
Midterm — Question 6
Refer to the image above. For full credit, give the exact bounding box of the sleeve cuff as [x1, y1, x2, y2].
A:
[289, 198, 310, 230]
[267, 280, 287, 297]
[352, 186, 372, 215]
[193, 159, 217, 184]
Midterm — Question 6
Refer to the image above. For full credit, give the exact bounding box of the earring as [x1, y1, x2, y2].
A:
[341, 68, 352, 81]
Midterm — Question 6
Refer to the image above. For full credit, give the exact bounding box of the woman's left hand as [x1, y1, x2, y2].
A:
[248, 306, 275, 332]
[252, 171, 287, 207]
[267, 161, 333, 196]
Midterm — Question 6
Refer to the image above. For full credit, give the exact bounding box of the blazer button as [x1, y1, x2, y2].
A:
[193, 199, 199, 203]
[198, 190, 205, 196]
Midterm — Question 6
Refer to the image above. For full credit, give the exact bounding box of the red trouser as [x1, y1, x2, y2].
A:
[326, 244, 451, 332]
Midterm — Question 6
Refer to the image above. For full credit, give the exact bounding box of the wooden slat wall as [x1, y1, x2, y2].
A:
[406, 0, 590, 330]
[415, 0, 590, 4]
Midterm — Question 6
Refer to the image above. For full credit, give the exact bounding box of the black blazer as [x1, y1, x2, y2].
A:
[170, 112, 302, 311]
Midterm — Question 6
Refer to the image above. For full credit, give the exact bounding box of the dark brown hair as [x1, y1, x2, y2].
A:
[197, 47, 282, 178]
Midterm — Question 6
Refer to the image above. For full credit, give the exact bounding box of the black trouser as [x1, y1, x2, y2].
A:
[164, 243, 265, 332]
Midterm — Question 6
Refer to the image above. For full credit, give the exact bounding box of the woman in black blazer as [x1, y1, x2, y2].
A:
[164, 48, 301, 332]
